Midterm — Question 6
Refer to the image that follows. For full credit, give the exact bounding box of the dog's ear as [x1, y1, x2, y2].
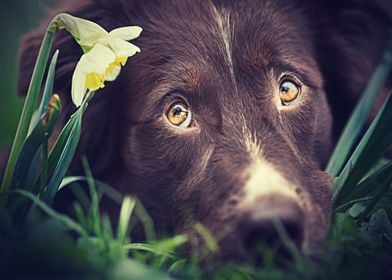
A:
[17, 0, 136, 177]
[312, 0, 392, 136]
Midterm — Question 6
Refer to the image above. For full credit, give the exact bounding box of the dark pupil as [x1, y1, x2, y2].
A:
[172, 106, 183, 116]
[281, 84, 291, 93]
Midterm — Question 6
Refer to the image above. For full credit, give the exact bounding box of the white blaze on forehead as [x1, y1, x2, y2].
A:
[243, 149, 299, 205]
[209, 5, 300, 206]
[211, 4, 238, 96]
[242, 116, 261, 161]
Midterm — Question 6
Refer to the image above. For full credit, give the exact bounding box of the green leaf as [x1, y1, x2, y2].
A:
[330, 213, 358, 239]
[334, 161, 392, 212]
[10, 116, 47, 191]
[334, 196, 374, 214]
[326, 31, 392, 176]
[357, 175, 392, 223]
[333, 93, 392, 204]
[43, 108, 83, 205]
[348, 203, 367, 218]
[21, 49, 59, 192]
[10, 96, 61, 192]
[47, 110, 79, 172]
[368, 209, 392, 243]
[0, 28, 56, 203]
[29, 50, 59, 133]
[32, 95, 61, 195]
[351, 160, 392, 200]
[40, 51, 60, 117]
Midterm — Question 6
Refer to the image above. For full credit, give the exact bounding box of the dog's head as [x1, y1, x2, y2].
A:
[18, 0, 390, 263]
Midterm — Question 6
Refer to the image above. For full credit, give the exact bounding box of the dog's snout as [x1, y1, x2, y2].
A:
[240, 196, 304, 257]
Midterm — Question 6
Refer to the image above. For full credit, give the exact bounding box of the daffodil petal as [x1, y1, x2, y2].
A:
[71, 60, 87, 107]
[109, 26, 143, 41]
[85, 43, 116, 69]
[78, 53, 106, 74]
[108, 38, 141, 57]
[71, 44, 116, 106]
[55, 13, 108, 49]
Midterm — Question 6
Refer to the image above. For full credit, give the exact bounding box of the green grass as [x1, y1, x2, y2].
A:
[0, 10, 391, 280]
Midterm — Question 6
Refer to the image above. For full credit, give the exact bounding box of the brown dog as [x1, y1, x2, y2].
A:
[17, 0, 391, 263]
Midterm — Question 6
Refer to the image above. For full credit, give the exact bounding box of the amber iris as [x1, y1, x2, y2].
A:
[279, 80, 300, 104]
[166, 103, 192, 127]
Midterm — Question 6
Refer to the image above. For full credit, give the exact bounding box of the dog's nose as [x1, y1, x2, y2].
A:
[240, 196, 304, 256]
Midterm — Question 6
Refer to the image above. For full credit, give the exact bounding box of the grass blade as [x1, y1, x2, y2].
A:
[194, 223, 219, 254]
[124, 243, 177, 259]
[134, 198, 157, 241]
[82, 158, 102, 237]
[272, 218, 305, 263]
[117, 196, 136, 244]
[13, 189, 88, 236]
[59, 176, 124, 205]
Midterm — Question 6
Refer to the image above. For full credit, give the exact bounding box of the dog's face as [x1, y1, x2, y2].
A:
[18, 0, 388, 263]
[122, 0, 332, 261]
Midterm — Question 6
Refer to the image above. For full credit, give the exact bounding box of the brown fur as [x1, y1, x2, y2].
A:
[17, 0, 391, 263]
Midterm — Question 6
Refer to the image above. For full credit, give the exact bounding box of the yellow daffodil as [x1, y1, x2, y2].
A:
[52, 13, 142, 107]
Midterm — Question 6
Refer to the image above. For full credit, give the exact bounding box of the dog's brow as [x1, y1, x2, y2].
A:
[271, 59, 322, 89]
[183, 67, 203, 91]
[147, 71, 204, 105]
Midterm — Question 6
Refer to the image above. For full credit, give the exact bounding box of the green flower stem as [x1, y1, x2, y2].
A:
[0, 27, 56, 204]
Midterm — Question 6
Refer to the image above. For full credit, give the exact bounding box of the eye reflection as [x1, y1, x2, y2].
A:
[279, 80, 300, 105]
[166, 102, 193, 127]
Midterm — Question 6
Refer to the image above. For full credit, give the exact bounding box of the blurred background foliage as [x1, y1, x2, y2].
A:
[0, 0, 55, 149]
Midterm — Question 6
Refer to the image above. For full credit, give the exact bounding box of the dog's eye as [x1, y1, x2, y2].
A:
[166, 102, 193, 127]
[279, 80, 300, 105]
